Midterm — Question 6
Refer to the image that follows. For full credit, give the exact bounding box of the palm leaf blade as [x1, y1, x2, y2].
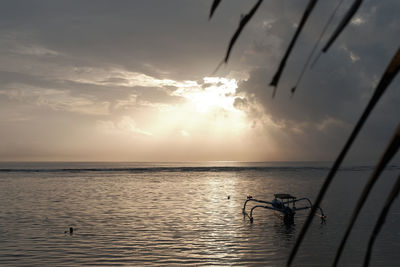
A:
[363, 175, 400, 267]
[292, 0, 346, 94]
[333, 123, 400, 266]
[287, 47, 400, 267]
[223, 0, 263, 64]
[322, 0, 363, 52]
[270, 0, 318, 97]
[209, 0, 222, 19]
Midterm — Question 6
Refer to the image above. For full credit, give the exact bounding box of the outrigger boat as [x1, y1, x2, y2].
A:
[242, 194, 326, 224]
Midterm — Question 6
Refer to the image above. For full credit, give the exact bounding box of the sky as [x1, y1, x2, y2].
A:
[0, 0, 399, 162]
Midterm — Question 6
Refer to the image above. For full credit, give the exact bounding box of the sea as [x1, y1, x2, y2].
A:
[0, 161, 399, 266]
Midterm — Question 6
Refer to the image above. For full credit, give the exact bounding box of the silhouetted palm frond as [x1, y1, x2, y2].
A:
[211, 0, 263, 74]
[363, 174, 400, 267]
[292, 0, 345, 95]
[224, 0, 263, 64]
[288, 46, 400, 267]
[209, 0, 222, 19]
[209, 1, 400, 266]
[270, 0, 318, 97]
[333, 123, 400, 266]
[322, 0, 363, 52]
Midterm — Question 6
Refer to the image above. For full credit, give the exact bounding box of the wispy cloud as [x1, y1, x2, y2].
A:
[0, 84, 110, 115]
[351, 15, 366, 26]
[97, 116, 152, 136]
[12, 44, 59, 56]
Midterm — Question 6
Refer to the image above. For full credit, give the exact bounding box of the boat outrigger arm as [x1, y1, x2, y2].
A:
[242, 194, 326, 224]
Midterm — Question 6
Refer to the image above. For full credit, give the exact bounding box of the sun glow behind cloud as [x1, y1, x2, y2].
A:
[172, 77, 238, 113]
[154, 77, 248, 137]
[0, 50, 284, 161]
[91, 75, 264, 161]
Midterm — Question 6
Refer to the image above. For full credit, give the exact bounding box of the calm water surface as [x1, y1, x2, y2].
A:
[0, 162, 399, 266]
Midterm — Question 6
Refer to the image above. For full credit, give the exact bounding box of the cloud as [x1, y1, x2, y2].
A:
[231, 0, 400, 161]
[97, 116, 152, 136]
[114, 94, 138, 110]
[0, 0, 398, 161]
[12, 44, 59, 56]
[171, 77, 238, 113]
[0, 84, 110, 115]
[233, 97, 248, 110]
[351, 16, 366, 26]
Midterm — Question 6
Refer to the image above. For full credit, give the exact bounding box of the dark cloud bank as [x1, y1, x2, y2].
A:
[233, 0, 400, 163]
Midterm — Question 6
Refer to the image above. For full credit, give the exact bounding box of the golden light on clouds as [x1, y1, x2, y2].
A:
[0, 61, 280, 161]
[98, 76, 247, 136]
[149, 77, 248, 138]
[91, 75, 270, 161]
[172, 77, 238, 113]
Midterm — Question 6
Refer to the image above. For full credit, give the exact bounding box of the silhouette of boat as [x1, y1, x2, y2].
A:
[242, 194, 326, 224]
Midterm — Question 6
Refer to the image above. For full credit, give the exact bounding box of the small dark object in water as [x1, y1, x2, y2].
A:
[227, 195, 230, 200]
[69, 227, 74, 235]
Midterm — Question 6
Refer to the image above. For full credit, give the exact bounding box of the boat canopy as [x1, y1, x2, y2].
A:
[274, 193, 296, 199]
